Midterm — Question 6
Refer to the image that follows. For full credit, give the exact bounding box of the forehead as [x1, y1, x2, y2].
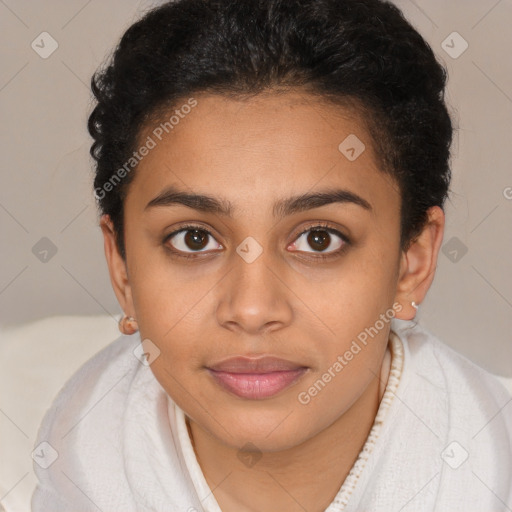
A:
[127, 91, 399, 221]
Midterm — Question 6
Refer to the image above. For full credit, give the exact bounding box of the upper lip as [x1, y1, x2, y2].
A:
[208, 356, 307, 373]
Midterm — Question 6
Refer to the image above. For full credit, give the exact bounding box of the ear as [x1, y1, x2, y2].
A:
[100, 214, 136, 318]
[394, 206, 445, 320]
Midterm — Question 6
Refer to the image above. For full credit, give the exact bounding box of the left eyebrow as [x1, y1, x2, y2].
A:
[144, 185, 372, 218]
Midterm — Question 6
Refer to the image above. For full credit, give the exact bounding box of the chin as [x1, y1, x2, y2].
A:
[206, 407, 317, 453]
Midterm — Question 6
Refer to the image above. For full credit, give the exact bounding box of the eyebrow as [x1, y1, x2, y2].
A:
[145, 185, 372, 218]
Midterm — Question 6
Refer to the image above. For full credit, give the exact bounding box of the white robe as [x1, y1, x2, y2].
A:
[31, 319, 512, 511]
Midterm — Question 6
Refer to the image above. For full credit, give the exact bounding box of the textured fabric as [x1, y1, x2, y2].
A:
[31, 320, 512, 511]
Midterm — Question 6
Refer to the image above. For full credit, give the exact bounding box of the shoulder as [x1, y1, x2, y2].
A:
[394, 319, 512, 406]
[36, 331, 142, 436]
[391, 319, 512, 507]
[31, 333, 143, 509]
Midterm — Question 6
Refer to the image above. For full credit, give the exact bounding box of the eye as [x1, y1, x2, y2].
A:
[289, 224, 349, 258]
[164, 225, 222, 257]
[164, 222, 350, 260]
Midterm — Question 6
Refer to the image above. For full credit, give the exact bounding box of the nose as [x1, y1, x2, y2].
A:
[215, 249, 293, 336]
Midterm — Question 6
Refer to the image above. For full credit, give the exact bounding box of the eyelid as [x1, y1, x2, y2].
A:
[163, 221, 350, 258]
[288, 222, 350, 260]
[163, 223, 223, 256]
[292, 222, 350, 244]
[164, 221, 220, 242]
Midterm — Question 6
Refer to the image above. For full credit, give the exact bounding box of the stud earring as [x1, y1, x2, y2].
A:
[411, 301, 419, 310]
[119, 314, 139, 335]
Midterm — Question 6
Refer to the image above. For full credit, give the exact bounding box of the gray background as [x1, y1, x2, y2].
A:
[0, 0, 511, 374]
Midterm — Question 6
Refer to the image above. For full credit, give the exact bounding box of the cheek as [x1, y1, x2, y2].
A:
[128, 256, 220, 369]
[127, 243, 211, 332]
[300, 253, 398, 389]
[309, 253, 397, 333]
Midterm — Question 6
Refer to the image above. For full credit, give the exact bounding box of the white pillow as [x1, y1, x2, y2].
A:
[0, 315, 120, 512]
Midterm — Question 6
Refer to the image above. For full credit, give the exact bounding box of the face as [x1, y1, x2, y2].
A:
[104, 90, 430, 452]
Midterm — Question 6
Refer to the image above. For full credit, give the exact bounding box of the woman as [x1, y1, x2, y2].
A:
[32, 0, 512, 510]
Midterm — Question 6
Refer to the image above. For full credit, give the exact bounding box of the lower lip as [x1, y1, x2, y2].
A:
[208, 368, 307, 400]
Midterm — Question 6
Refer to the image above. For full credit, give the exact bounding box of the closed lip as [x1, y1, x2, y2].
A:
[207, 356, 307, 373]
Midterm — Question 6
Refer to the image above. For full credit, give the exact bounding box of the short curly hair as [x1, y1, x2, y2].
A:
[88, 0, 453, 260]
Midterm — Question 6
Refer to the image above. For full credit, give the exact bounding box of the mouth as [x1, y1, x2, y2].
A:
[207, 356, 309, 400]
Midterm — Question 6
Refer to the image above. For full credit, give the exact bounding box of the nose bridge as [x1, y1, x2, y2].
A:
[216, 239, 293, 333]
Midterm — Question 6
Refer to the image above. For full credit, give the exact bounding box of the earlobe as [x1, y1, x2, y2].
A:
[394, 206, 445, 320]
[100, 214, 136, 319]
[118, 314, 139, 335]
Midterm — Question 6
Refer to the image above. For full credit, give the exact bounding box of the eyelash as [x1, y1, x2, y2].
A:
[163, 222, 351, 261]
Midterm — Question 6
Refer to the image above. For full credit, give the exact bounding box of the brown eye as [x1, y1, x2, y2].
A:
[183, 229, 209, 250]
[166, 227, 221, 254]
[291, 226, 347, 255]
[307, 229, 331, 252]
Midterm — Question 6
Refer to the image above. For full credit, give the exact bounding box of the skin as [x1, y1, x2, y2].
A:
[101, 90, 444, 512]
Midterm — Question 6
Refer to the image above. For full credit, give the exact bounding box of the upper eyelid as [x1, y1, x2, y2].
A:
[165, 223, 349, 248]
[295, 224, 348, 240]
